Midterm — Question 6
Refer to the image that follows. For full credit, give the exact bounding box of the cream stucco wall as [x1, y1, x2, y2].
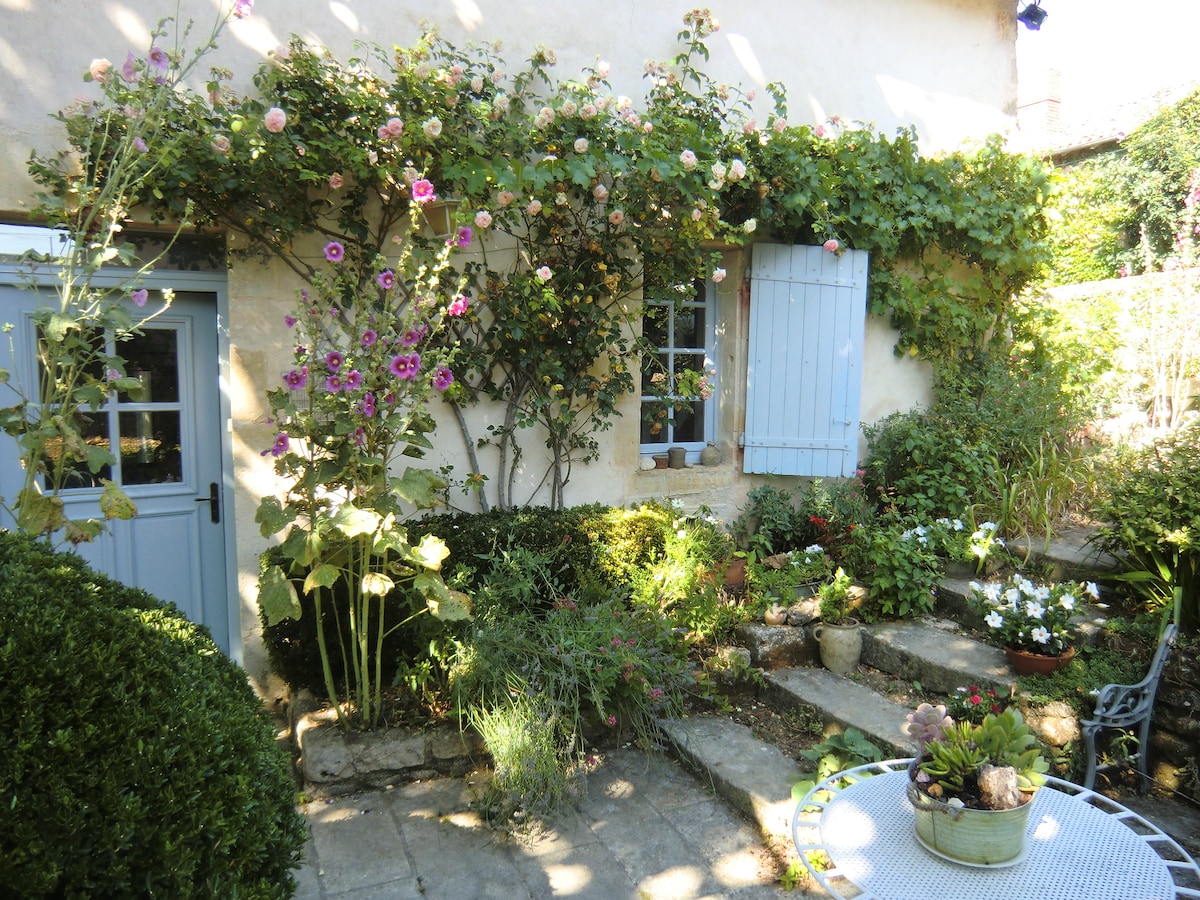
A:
[0, 0, 1005, 687]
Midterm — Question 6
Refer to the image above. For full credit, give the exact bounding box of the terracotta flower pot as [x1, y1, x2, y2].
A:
[1005, 645, 1076, 676]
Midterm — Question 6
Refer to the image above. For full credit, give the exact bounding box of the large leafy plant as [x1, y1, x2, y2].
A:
[255, 195, 472, 729]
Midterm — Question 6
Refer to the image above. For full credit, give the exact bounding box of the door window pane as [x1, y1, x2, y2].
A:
[118, 410, 182, 484]
[119, 329, 179, 402]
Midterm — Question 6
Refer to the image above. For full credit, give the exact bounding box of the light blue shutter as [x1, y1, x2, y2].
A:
[743, 243, 868, 477]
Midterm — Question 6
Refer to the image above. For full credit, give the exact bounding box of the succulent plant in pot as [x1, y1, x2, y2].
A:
[903, 702, 1050, 865]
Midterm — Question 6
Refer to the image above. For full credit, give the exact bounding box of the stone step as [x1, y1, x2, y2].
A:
[860, 619, 1013, 695]
[763, 666, 919, 757]
[658, 715, 808, 863]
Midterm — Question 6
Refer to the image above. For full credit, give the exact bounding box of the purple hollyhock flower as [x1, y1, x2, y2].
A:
[284, 366, 308, 389]
[323, 241, 345, 262]
[353, 427, 366, 447]
[232, 0, 254, 18]
[389, 353, 420, 380]
[361, 329, 377, 347]
[449, 226, 473, 248]
[133, 136, 148, 153]
[361, 391, 377, 418]
[343, 369, 363, 390]
[284, 314, 296, 328]
[325, 374, 343, 393]
[261, 432, 289, 457]
[324, 350, 343, 372]
[148, 47, 169, 70]
[433, 365, 455, 391]
[377, 270, 395, 290]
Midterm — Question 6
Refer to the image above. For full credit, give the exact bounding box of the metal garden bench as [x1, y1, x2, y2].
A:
[1081, 623, 1178, 791]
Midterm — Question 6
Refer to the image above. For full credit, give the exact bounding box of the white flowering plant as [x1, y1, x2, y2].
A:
[968, 574, 1099, 656]
[905, 518, 1005, 570]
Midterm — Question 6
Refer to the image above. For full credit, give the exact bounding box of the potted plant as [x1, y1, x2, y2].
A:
[811, 567, 861, 674]
[968, 574, 1100, 676]
[904, 702, 1049, 865]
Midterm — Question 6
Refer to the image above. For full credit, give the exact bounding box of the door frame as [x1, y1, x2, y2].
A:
[0, 260, 241, 663]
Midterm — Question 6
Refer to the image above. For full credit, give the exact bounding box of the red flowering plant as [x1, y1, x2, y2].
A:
[255, 190, 473, 730]
[946, 683, 1010, 726]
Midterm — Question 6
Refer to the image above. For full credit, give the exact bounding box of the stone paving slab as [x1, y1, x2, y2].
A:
[763, 665, 919, 757]
[860, 619, 1013, 695]
[294, 747, 812, 900]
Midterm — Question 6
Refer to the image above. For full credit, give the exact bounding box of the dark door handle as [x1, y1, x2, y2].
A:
[195, 482, 220, 524]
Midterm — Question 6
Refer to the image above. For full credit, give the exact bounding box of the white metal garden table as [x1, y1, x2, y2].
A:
[792, 759, 1200, 900]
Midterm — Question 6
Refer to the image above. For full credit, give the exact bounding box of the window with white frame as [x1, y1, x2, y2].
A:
[640, 280, 716, 460]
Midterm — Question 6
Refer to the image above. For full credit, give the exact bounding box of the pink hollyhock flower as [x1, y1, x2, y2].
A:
[323, 241, 344, 262]
[89, 58, 112, 82]
[389, 353, 421, 380]
[474, 210, 493, 229]
[823, 238, 840, 253]
[232, 0, 254, 18]
[526, 199, 542, 216]
[262, 432, 289, 457]
[329, 173, 344, 189]
[536, 265, 553, 282]
[284, 367, 307, 389]
[608, 210, 625, 226]
[343, 369, 363, 390]
[121, 52, 139, 82]
[263, 107, 287, 133]
[131, 289, 148, 307]
[361, 329, 377, 347]
[411, 179, 436, 205]
[377, 270, 395, 290]
[325, 350, 344, 372]
[433, 365, 455, 391]
[447, 295, 469, 317]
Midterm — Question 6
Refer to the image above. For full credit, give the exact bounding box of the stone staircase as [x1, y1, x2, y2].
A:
[656, 527, 1162, 869]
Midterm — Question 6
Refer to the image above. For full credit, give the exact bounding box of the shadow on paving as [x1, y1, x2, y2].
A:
[293, 748, 807, 900]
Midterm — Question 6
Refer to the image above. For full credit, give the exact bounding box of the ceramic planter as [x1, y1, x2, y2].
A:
[1005, 645, 1076, 676]
[811, 619, 862, 674]
[906, 763, 1037, 866]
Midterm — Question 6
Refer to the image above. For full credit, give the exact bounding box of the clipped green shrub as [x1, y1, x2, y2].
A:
[0, 531, 307, 898]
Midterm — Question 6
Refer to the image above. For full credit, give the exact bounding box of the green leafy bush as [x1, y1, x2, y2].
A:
[848, 515, 940, 618]
[0, 531, 306, 897]
[1094, 425, 1200, 631]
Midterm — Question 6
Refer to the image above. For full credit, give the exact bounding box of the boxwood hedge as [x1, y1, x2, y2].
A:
[0, 531, 307, 897]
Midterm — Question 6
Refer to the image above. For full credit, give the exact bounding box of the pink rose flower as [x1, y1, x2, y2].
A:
[89, 58, 112, 82]
[474, 210, 493, 229]
[386, 116, 403, 136]
[497, 190, 515, 207]
[593, 184, 609, 202]
[211, 135, 231, 154]
[526, 199, 542, 216]
[422, 117, 443, 138]
[608, 210, 625, 226]
[536, 265, 553, 282]
[263, 107, 287, 133]
[329, 173, 344, 189]
[712, 268, 726, 283]
[823, 239, 841, 253]
[679, 149, 697, 169]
